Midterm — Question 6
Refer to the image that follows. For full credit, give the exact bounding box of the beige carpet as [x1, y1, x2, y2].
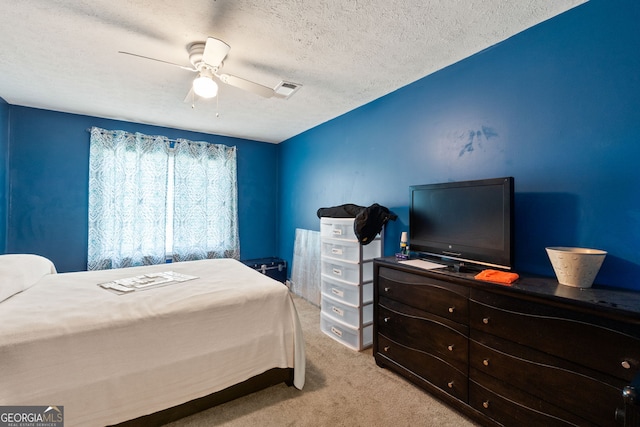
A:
[166, 294, 479, 427]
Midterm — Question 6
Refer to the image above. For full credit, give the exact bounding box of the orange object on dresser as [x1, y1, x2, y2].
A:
[474, 269, 519, 285]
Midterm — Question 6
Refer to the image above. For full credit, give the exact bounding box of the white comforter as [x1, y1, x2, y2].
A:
[0, 257, 305, 426]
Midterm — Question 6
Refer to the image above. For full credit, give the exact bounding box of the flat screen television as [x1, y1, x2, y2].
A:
[409, 177, 514, 270]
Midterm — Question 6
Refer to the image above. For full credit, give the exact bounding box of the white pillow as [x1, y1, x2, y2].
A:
[0, 254, 57, 303]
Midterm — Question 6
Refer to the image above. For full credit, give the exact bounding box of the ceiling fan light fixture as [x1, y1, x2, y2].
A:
[193, 74, 218, 98]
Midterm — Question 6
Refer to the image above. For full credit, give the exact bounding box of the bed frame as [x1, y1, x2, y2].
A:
[112, 368, 294, 426]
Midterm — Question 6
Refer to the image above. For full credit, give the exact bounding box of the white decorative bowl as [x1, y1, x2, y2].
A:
[546, 247, 607, 288]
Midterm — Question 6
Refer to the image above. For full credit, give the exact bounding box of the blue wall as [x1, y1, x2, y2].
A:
[0, 98, 8, 253]
[6, 107, 279, 272]
[3, 0, 640, 290]
[278, 0, 640, 290]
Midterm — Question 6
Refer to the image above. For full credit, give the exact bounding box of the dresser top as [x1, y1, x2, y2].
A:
[375, 256, 640, 320]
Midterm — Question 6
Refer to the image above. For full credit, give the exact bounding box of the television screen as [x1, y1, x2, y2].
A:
[409, 177, 514, 270]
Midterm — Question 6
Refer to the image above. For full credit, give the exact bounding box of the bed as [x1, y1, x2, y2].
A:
[0, 254, 305, 426]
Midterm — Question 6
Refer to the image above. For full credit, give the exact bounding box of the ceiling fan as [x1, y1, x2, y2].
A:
[119, 37, 301, 101]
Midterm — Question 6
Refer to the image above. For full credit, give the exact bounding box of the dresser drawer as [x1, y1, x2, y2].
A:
[469, 334, 623, 427]
[378, 300, 468, 372]
[322, 275, 373, 306]
[322, 294, 372, 328]
[469, 289, 640, 382]
[322, 258, 373, 284]
[321, 238, 381, 263]
[377, 266, 468, 324]
[469, 373, 597, 427]
[377, 334, 468, 402]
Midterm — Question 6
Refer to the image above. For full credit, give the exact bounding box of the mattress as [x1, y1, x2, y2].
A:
[0, 256, 305, 426]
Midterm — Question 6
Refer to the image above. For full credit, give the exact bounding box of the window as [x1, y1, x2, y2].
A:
[87, 127, 239, 270]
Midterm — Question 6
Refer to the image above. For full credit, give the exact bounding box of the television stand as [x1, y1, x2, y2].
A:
[373, 256, 640, 426]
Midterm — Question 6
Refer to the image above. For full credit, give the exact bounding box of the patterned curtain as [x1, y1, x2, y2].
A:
[172, 139, 240, 262]
[88, 127, 169, 270]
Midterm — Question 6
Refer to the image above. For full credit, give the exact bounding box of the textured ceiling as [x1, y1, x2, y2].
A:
[0, 1, 586, 143]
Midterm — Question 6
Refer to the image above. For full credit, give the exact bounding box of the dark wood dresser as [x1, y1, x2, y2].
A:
[373, 256, 640, 426]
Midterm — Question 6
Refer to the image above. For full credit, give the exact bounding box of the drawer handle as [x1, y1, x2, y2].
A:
[332, 268, 343, 276]
[384, 317, 390, 323]
[384, 287, 391, 293]
[384, 346, 390, 352]
[482, 317, 490, 325]
[483, 358, 490, 366]
[331, 288, 344, 298]
[447, 345, 454, 351]
[447, 381, 454, 389]
[331, 248, 343, 255]
[332, 229, 343, 236]
[448, 307, 455, 313]
[483, 400, 490, 409]
[622, 360, 632, 369]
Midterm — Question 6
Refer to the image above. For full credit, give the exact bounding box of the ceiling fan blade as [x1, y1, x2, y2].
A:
[118, 51, 196, 72]
[202, 37, 230, 67]
[218, 73, 275, 98]
[184, 87, 195, 104]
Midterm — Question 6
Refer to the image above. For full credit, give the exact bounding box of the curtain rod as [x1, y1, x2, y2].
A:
[86, 127, 235, 150]
[86, 128, 182, 145]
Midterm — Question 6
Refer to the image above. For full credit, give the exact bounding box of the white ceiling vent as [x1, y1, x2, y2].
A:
[274, 81, 302, 99]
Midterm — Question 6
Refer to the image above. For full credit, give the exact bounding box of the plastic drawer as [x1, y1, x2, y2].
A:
[320, 312, 373, 351]
[320, 217, 358, 241]
[321, 238, 381, 263]
[321, 275, 373, 306]
[321, 294, 373, 328]
[321, 258, 373, 284]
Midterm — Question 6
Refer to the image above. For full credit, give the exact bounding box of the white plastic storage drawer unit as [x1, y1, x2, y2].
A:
[319, 216, 381, 351]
